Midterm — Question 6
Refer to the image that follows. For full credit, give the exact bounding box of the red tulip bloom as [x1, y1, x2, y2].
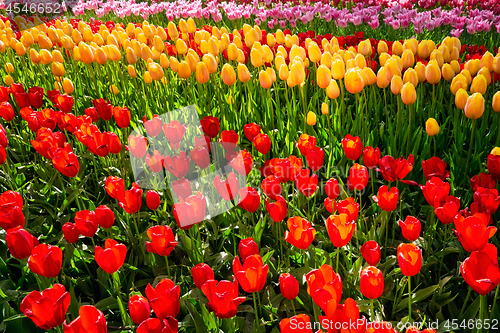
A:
[285, 216, 316, 250]
[108, 132, 122, 154]
[10, 83, 25, 94]
[14, 92, 30, 109]
[173, 192, 207, 229]
[325, 178, 340, 199]
[279, 273, 299, 300]
[306, 264, 342, 313]
[422, 156, 450, 181]
[377, 154, 415, 184]
[5, 226, 39, 259]
[398, 216, 421, 241]
[0, 102, 14, 121]
[85, 107, 99, 122]
[0, 190, 25, 231]
[86, 131, 111, 157]
[143, 115, 163, 137]
[434, 195, 460, 224]
[146, 225, 177, 256]
[326, 213, 356, 248]
[253, 133, 271, 154]
[233, 254, 268, 293]
[146, 190, 161, 210]
[296, 134, 317, 156]
[295, 168, 318, 197]
[487, 154, 500, 180]
[363, 146, 380, 169]
[129, 295, 151, 325]
[146, 279, 180, 320]
[265, 195, 287, 222]
[164, 151, 191, 178]
[163, 120, 187, 150]
[137, 317, 178, 333]
[28, 86, 44, 109]
[279, 314, 313, 333]
[21, 284, 70, 330]
[31, 128, 66, 159]
[239, 237, 259, 262]
[95, 239, 127, 274]
[28, 244, 62, 278]
[74, 210, 98, 237]
[342, 134, 363, 160]
[64, 305, 107, 333]
[105, 176, 125, 201]
[54, 94, 73, 113]
[473, 187, 500, 214]
[219, 130, 239, 150]
[460, 243, 500, 296]
[191, 263, 215, 289]
[360, 240, 381, 266]
[201, 277, 246, 319]
[261, 175, 282, 200]
[0, 86, 9, 102]
[318, 298, 367, 332]
[213, 172, 239, 201]
[421, 177, 450, 208]
[306, 146, 324, 172]
[229, 149, 252, 176]
[113, 106, 131, 128]
[397, 243, 422, 276]
[244, 123, 261, 141]
[119, 182, 143, 214]
[347, 163, 369, 191]
[470, 173, 496, 191]
[200, 116, 220, 138]
[360, 266, 384, 299]
[63, 223, 79, 243]
[190, 146, 210, 169]
[271, 156, 302, 183]
[237, 187, 261, 212]
[324, 197, 336, 214]
[171, 178, 192, 200]
[337, 197, 359, 222]
[92, 98, 112, 120]
[128, 134, 148, 159]
[373, 186, 399, 211]
[0, 146, 5, 165]
[454, 213, 496, 252]
[0, 123, 7, 148]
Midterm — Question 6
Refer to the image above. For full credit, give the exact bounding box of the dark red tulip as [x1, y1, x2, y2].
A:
[10, 83, 25, 94]
[21, 284, 70, 330]
[295, 168, 318, 197]
[347, 163, 369, 191]
[372, 185, 399, 212]
[237, 187, 261, 213]
[28, 86, 44, 109]
[119, 183, 143, 214]
[28, 244, 63, 278]
[470, 173, 496, 191]
[253, 133, 271, 154]
[398, 216, 421, 241]
[342, 134, 363, 160]
[191, 263, 215, 289]
[14, 92, 30, 109]
[460, 243, 500, 296]
[64, 305, 107, 333]
[113, 106, 131, 128]
[363, 146, 380, 169]
[190, 146, 210, 169]
[229, 149, 252, 176]
[326, 213, 356, 247]
[146, 151, 165, 173]
[213, 172, 239, 201]
[74, 210, 98, 237]
[137, 317, 178, 333]
[46, 89, 60, 104]
[0, 123, 7, 148]
[145, 279, 180, 320]
[146, 225, 177, 256]
[105, 176, 125, 201]
[143, 114, 163, 137]
[0, 190, 25, 231]
[62, 223, 79, 244]
[305, 264, 342, 313]
[200, 116, 220, 138]
[422, 156, 450, 180]
[279, 273, 299, 300]
[377, 154, 415, 183]
[454, 213, 496, 252]
[244, 123, 261, 141]
[296, 133, 316, 156]
[233, 254, 268, 293]
[434, 195, 460, 224]
[0, 146, 5, 165]
[487, 154, 500, 180]
[195, 135, 211, 152]
[324, 197, 336, 213]
[0, 102, 14, 121]
[473, 187, 500, 214]
[146, 190, 161, 210]
[337, 197, 359, 221]
[360, 266, 384, 299]
[95, 239, 127, 274]
[173, 192, 207, 229]
[279, 314, 313, 333]
[128, 134, 148, 159]
[306, 146, 324, 172]
[265, 195, 287, 222]
[171, 178, 192, 200]
[239, 237, 259, 262]
[360, 240, 381, 266]
[325, 178, 340, 199]
[129, 295, 151, 325]
[285, 216, 316, 250]
[397, 243, 422, 276]
[261, 175, 282, 200]
[85, 107, 99, 122]
[164, 151, 190, 178]
[201, 277, 246, 319]
[421, 177, 450, 208]
[163, 120, 187, 150]
[92, 98, 112, 120]
[5, 226, 39, 259]
[54, 94, 73, 113]
[219, 130, 239, 150]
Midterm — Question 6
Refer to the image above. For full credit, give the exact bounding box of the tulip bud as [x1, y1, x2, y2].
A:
[460, 69, 472, 85]
[203, 54, 218, 74]
[259, 70, 272, 89]
[425, 61, 441, 85]
[401, 82, 416, 105]
[403, 68, 418, 87]
[250, 48, 263, 68]
[465, 59, 480, 76]
[331, 59, 345, 80]
[221, 64, 236, 86]
[30, 49, 41, 64]
[308, 43, 321, 63]
[148, 62, 164, 81]
[392, 41, 403, 56]
[95, 47, 107, 65]
[376, 67, 390, 89]
[316, 65, 331, 89]
[358, 39, 372, 57]
[326, 80, 340, 99]
[78, 43, 94, 64]
[178, 61, 191, 79]
[278, 64, 289, 81]
[362, 67, 376, 86]
[276, 29, 285, 44]
[195, 62, 210, 84]
[5, 75, 14, 86]
[450, 74, 468, 95]
[345, 68, 364, 94]
[378, 53, 390, 67]
[307, 111, 317, 126]
[63, 78, 74, 94]
[441, 63, 455, 82]
[390, 75, 403, 95]
[51, 62, 65, 77]
[415, 62, 426, 83]
[470, 74, 487, 95]
[494, 55, 500, 74]
[426, 118, 439, 136]
[227, 43, 238, 61]
[245, 28, 259, 48]
[144, 71, 152, 84]
[377, 40, 388, 54]
[493, 91, 500, 113]
[267, 34, 276, 47]
[321, 102, 329, 115]
[127, 65, 137, 78]
[450, 60, 460, 74]
[464, 93, 485, 119]
[455, 88, 469, 110]
[167, 22, 178, 40]
[430, 49, 444, 68]
[417, 40, 432, 59]
[480, 52, 494, 72]
[477, 67, 491, 85]
[290, 61, 305, 85]
[402, 49, 414, 69]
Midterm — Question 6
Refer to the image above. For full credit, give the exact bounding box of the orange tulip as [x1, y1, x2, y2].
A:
[455, 88, 469, 110]
[464, 93, 485, 119]
[325, 213, 356, 247]
[344, 68, 364, 94]
[401, 82, 416, 105]
[221, 64, 236, 86]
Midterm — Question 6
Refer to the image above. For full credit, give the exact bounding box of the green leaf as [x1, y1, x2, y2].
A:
[396, 284, 439, 312]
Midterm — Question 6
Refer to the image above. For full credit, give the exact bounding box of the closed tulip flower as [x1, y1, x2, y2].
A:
[222, 64, 236, 86]
[95, 239, 126, 274]
[285, 216, 316, 250]
[399, 216, 422, 241]
[290, 61, 305, 85]
[259, 70, 272, 89]
[441, 63, 455, 81]
[460, 243, 500, 296]
[64, 305, 107, 333]
[425, 61, 441, 84]
[493, 91, 500, 112]
[464, 93, 485, 119]
[145, 278, 180, 320]
[178, 61, 191, 79]
[363, 146, 380, 169]
[321, 102, 329, 115]
[326, 213, 356, 247]
[391, 75, 403, 95]
[454, 213, 496, 252]
[342, 134, 363, 160]
[317, 65, 331, 89]
[326, 80, 340, 99]
[331, 59, 345, 80]
[233, 254, 268, 293]
[62, 223, 79, 243]
[265, 195, 287, 222]
[426, 118, 439, 136]
[74, 210, 98, 237]
[435, 195, 460, 225]
[325, 178, 340, 199]
[347, 163, 369, 191]
[403, 68, 419, 87]
[253, 133, 271, 154]
[146, 190, 160, 210]
[377, 67, 390, 88]
[306, 111, 317, 126]
[21, 284, 70, 330]
[95, 205, 114, 229]
[360, 240, 381, 266]
[5, 226, 39, 259]
[397, 243, 422, 276]
[146, 225, 177, 257]
[455, 88, 468, 110]
[28, 244, 62, 278]
[191, 263, 215, 289]
[471, 74, 487, 95]
[129, 295, 150, 325]
[119, 182, 143, 214]
[360, 266, 384, 299]
[421, 177, 450, 208]
[280, 273, 299, 300]
[201, 277, 245, 319]
[237, 63, 251, 83]
[373, 186, 399, 211]
[401, 82, 416, 105]
[345, 68, 364, 94]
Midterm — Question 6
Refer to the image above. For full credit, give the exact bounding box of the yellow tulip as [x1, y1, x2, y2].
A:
[316, 65, 331, 89]
[5, 75, 14, 86]
[148, 63, 164, 81]
[414, 62, 426, 83]
[464, 93, 485, 119]
[441, 63, 455, 82]
[79, 43, 94, 64]
[244, 28, 260, 48]
[208, 38, 219, 56]
[167, 22, 178, 40]
[308, 43, 321, 63]
[450, 74, 468, 95]
[401, 49, 414, 69]
[178, 61, 192, 79]
[403, 68, 418, 87]
[491, 147, 500, 155]
[5, 63, 14, 73]
[38, 34, 53, 49]
[250, 48, 263, 68]
[202, 54, 218, 74]
[460, 69, 472, 85]
[287, 76, 296, 88]
[477, 67, 491, 85]
[465, 59, 480, 76]
[362, 68, 377, 86]
[62, 78, 74, 94]
[110, 84, 119, 95]
[480, 52, 494, 72]
[127, 65, 137, 78]
[470, 74, 487, 95]
[493, 91, 500, 113]
[95, 47, 108, 65]
[51, 62, 65, 76]
[266, 67, 276, 83]
[376, 67, 390, 89]
[321, 102, 329, 115]
[391, 75, 403, 95]
[307, 111, 317, 126]
[425, 61, 441, 85]
[221, 64, 236, 86]
[358, 39, 372, 57]
[326, 80, 340, 99]
[170, 57, 179, 73]
[392, 41, 403, 56]
[354, 54, 366, 69]
[262, 45, 273, 64]
[290, 61, 305, 85]
[494, 56, 500, 74]
[144, 71, 152, 84]
[278, 64, 289, 81]
[401, 82, 417, 105]
[259, 70, 272, 89]
[455, 88, 469, 110]
[267, 34, 276, 47]
[227, 43, 239, 61]
[331, 59, 345, 80]
[417, 40, 433, 59]
[377, 41, 388, 55]
[425, 118, 440, 136]
[345, 68, 365, 94]
[321, 52, 332, 69]
[276, 29, 285, 44]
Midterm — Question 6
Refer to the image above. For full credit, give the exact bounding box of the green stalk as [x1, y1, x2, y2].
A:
[479, 295, 486, 333]
[464, 119, 476, 177]
[253, 292, 259, 330]
[371, 299, 375, 321]
[406, 103, 412, 156]
[459, 287, 472, 319]
[408, 276, 412, 321]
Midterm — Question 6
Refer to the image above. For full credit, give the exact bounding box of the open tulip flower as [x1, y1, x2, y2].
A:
[306, 264, 342, 314]
[232, 254, 268, 293]
[373, 185, 399, 211]
[460, 243, 500, 296]
[95, 239, 127, 274]
[64, 305, 107, 333]
[21, 284, 70, 330]
[453, 213, 496, 252]
[326, 213, 356, 248]
[397, 243, 422, 277]
[145, 279, 181, 320]
[201, 277, 246, 319]
[285, 216, 316, 250]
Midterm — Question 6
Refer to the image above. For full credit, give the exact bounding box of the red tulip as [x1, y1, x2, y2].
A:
[398, 216, 421, 241]
[219, 130, 239, 150]
[377, 154, 415, 184]
[191, 263, 215, 289]
[279, 314, 313, 333]
[422, 156, 450, 180]
[74, 210, 98, 237]
[397, 243, 422, 276]
[213, 172, 239, 201]
[5, 226, 38, 259]
[28, 86, 44, 109]
[85, 107, 99, 122]
[113, 106, 131, 128]
[108, 132, 122, 154]
[296, 134, 317, 156]
[105, 176, 125, 201]
[318, 298, 367, 332]
[46, 89, 60, 104]
[306, 264, 342, 313]
[434, 195, 460, 224]
[201, 277, 246, 319]
[95, 239, 127, 274]
[460, 243, 500, 295]
[363, 146, 380, 169]
[52, 145, 80, 178]
[372, 185, 399, 211]
[171, 178, 192, 200]
[0, 146, 5, 165]
[146, 225, 177, 256]
[324, 197, 336, 213]
[239, 237, 259, 262]
[325, 178, 340, 199]
[128, 134, 148, 159]
[119, 182, 143, 214]
[0, 86, 9, 102]
[145, 151, 164, 173]
[487, 154, 500, 180]
[28, 244, 63, 278]
[265, 195, 287, 222]
[237, 187, 261, 212]
[94, 205, 114, 229]
[470, 173, 496, 191]
[233, 254, 268, 293]
[173, 192, 207, 229]
[63, 222, 79, 243]
[360, 266, 384, 299]
[137, 317, 178, 333]
[10, 83, 25, 94]
[129, 295, 151, 325]
[31, 128, 66, 159]
[454, 213, 496, 252]
[347, 163, 369, 191]
[86, 131, 111, 157]
[92, 98, 112, 120]
[271, 157, 302, 183]
[64, 305, 107, 333]
[0, 123, 7, 148]
[143, 115, 163, 137]
[145, 279, 180, 320]
[0, 102, 14, 121]
[337, 197, 359, 221]
[190, 146, 210, 169]
[342, 134, 363, 160]
[421, 177, 450, 208]
[360, 240, 381, 266]
[295, 168, 318, 197]
[146, 190, 161, 210]
[306, 146, 324, 172]
[229, 149, 253, 176]
[14, 92, 30, 109]
[279, 273, 299, 300]
[21, 284, 70, 330]
[0, 190, 25, 231]
[200, 116, 220, 138]
[261, 175, 282, 200]
[285, 216, 316, 250]
[253, 133, 271, 154]
[163, 120, 187, 150]
[326, 213, 356, 248]
[164, 151, 191, 178]
[473, 187, 500, 214]
[54, 94, 73, 113]
[244, 123, 261, 141]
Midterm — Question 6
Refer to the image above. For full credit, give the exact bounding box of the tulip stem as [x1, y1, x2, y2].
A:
[465, 119, 476, 177]
[253, 292, 259, 330]
[371, 299, 375, 321]
[406, 104, 412, 156]
[431, 84, 436, 118]
[165, 256, 171, 277]
[291, 299, 297, 316]
[479, 295, 486, 333]
[336, 247, 340, 273]
[496, 114, 500, 146]
[459, 287, 472, 319]
[491, 284, 500, 319]
[408, 276, 412, 321]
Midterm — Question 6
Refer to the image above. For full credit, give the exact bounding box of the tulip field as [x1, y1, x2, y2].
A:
[2, 0, 500, 332]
